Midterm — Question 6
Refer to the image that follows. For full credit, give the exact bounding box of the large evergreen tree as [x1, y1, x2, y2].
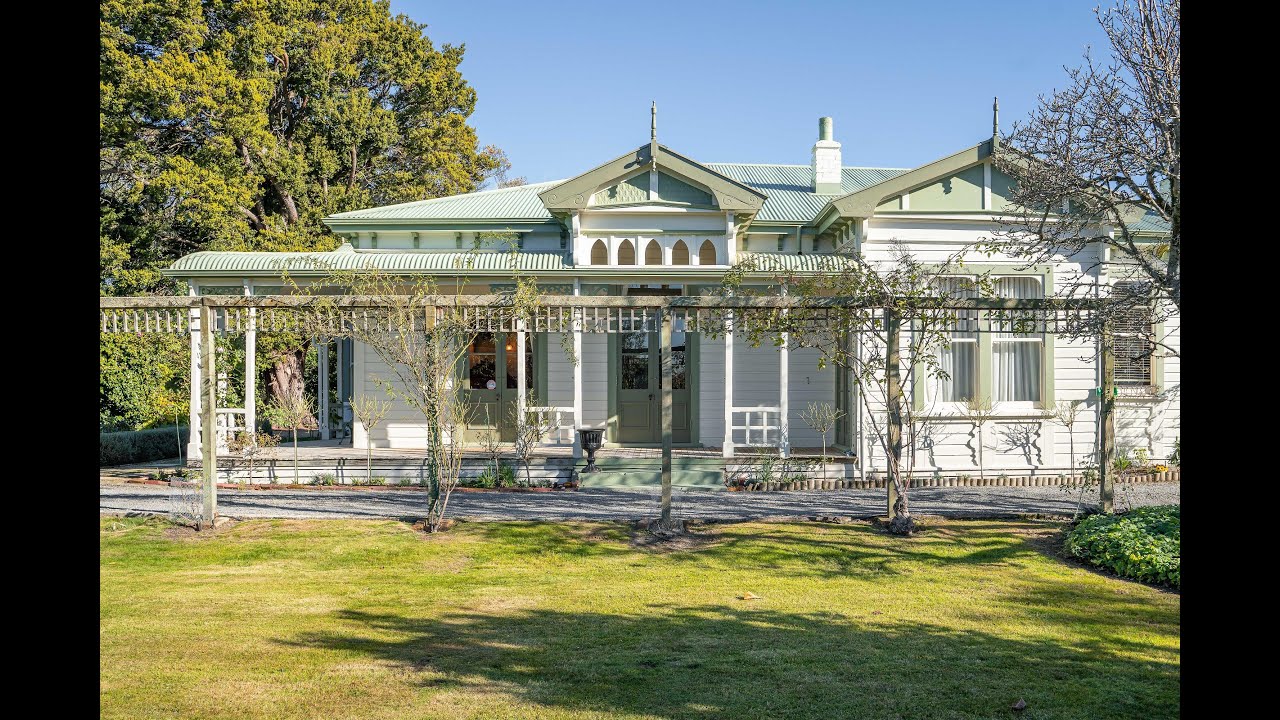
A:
[100, 0, 506, 426]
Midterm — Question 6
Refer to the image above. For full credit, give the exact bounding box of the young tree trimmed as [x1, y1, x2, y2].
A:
[350, 394, 392, 486]
[800, 401, 843, 484]
[961, 396, 998, 483]
[512, 398, 556, 487]
[227, 431, 280, 485]
[265, 392, 315, 485]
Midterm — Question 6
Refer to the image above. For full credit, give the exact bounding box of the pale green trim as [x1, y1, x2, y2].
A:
[539, 143, 766, 213]
[1152, 319, 1165, 390]
[911, 263, 1057, 412]
[821, 139, 993, 222]
[536, 332, 548, 404]
[688, 331, 701, 446]
[606, 333, 619, 443]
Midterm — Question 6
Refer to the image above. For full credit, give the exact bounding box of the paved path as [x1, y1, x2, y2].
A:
[100, 481, 1179, 521]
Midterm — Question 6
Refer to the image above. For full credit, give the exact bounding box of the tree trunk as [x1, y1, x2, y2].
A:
[268, 348, 316, 428]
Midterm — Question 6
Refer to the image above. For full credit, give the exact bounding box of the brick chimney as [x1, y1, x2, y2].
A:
[812, 117, 842, 194]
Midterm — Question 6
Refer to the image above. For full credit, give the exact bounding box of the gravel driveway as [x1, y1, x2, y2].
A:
[100, 481, 1179, 522]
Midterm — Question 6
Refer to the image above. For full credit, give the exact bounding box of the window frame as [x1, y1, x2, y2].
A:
[913, 265, 1056, 415]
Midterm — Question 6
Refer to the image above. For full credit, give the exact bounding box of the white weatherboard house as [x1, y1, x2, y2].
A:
[166, 115, 1179, 483]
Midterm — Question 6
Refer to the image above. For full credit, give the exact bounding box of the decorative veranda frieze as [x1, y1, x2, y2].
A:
[100, 294, 1098, 336]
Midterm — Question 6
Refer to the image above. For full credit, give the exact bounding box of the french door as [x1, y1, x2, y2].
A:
[616, 329, 691, 444]
[464, 332, 534, 442]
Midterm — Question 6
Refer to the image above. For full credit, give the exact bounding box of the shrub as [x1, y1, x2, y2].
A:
[313, 472, 338, 486]
[100, 426, 190, 467]
[1064, 505, 1180, 588]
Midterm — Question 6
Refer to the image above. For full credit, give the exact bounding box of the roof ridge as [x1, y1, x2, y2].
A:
[327, 179, 564, 218]
[706, 162, 911, 170]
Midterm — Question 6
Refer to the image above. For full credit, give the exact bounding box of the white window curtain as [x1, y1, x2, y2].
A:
[932, 277, 977, 402]
[992, 277, 1043, 402]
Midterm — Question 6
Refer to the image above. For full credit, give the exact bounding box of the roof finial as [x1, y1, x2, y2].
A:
[651, 100, 657, 143]
[992, 96, 999, 137]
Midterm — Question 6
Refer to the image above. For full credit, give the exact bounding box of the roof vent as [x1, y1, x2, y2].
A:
[812, 117, 842, 194]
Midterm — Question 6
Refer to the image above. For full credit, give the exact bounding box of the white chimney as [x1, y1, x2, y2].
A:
[812, 116, 842, 194]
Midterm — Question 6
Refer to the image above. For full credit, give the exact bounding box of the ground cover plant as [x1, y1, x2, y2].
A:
[1064, 504, 1180, 588]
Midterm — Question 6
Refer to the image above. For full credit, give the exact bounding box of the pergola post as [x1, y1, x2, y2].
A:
[517, 321, 528, 420]
[884, 308, 903, 519]
[572, 280, 583, 458]
[318, 340, 330, 440]
[779, 288, 790, 458]
[199, 301, 218, 528]
[1099, 327, 1116, 513]
[187, 287, 201, 461]
[335, 339, 345, 439]
[723, 309, 734, 458]
[243, 282, 256, 438]
[659, 307, 673, 525]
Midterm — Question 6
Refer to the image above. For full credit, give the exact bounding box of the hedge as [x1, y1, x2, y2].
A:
[1064, 505, 1180, 588]
[100, 425, 189, 467]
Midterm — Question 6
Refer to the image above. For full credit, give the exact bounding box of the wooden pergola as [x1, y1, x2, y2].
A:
[100, 293, 1116, 528]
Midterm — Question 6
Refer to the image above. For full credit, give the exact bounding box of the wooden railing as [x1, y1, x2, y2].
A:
[526, 405, 576, 444]
[731, 406, 783, 448]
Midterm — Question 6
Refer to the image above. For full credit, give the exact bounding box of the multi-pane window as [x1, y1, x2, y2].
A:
[992, 277, 1044, 403]
[1113, 281, 1154, 386]
[931, 277, 978, 402]
[923, 274, 1046, 407]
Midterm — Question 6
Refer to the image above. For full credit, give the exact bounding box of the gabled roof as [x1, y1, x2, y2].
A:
[324, 180, 561, 223]
[708, 164, 908, 223]
[537, 143, 767, 214]
[825, 140, 994, 221]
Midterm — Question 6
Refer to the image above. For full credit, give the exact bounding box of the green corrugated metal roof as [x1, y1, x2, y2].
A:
[166, 247, 570, 275]
[707, 164, 909, 223]
[737, 252, 858, 272]
[325, 180, 562, 221]
[322, 165, 909, 225]
[1127, 208, 1171, 235]
[165, 246, 861, 277]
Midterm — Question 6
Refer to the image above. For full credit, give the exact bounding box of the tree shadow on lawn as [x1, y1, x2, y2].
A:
[471, 519, 1065, 581]
[281, 601, 1178, 719]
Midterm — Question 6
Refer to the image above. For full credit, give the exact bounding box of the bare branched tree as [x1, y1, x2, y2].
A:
[350, 393, 392, 486]
[960, 396, 998, 483]
[264, 392, 315, 485]
[511, 396, 556, 487]
[800, 401, 843, 483]
[721, 243, 985, 534]
[984, 0, 1179, 360]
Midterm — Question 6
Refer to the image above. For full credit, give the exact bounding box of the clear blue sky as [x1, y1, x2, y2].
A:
[396, 0, 1110, 183]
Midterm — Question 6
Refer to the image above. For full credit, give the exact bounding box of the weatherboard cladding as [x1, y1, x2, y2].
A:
[321, 166, 908, 225]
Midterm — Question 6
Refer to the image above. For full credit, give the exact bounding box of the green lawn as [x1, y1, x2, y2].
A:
[100, 516, 1179, 720]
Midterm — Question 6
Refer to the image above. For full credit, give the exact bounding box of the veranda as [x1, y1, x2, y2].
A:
[100, 293, 1116, 527]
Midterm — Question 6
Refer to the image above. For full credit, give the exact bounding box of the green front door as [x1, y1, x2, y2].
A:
[464, 332, 534, 442]
[616, 330, 691, 444]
